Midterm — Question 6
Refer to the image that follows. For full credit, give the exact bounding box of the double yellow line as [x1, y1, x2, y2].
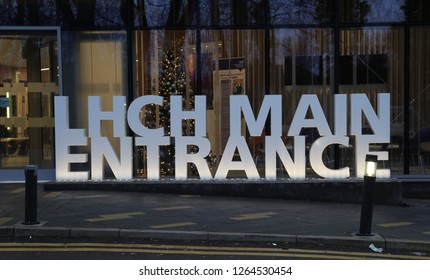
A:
[0, 242, 429, 260]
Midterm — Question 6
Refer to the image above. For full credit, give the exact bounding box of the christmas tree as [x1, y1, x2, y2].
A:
[158, 49, 195, 175]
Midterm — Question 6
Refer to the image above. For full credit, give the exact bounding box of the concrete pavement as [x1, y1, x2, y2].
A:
[1, 183, 430, 252]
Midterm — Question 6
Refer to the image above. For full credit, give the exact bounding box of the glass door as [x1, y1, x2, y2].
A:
[0, 28, 60, 181]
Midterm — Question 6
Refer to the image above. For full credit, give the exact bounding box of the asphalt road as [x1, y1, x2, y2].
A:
[0, 236, 429, 260]
[2, 184, 430, 241]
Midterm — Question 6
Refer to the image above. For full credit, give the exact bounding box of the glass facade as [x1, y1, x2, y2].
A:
[0, 29, 58, 176]
[270, 28, 334, 175]
[338, 27, 404, 174]
[410, 26, 430, 174]
[0, 0, 430, 180]
[61, 31, 128, 176]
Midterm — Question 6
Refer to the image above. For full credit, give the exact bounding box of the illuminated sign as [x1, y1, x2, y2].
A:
[54, 93, 390, 181]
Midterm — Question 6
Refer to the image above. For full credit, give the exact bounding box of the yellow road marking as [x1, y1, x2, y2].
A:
[0, 247, 378, 259]
[86, 212, 145, 222]
[153, 206, 193, 211]
[44, 192, 62, 198]
[149, 222, 195, 229]
[0, 242, 429, 260]
[9, 188, 25, 194]
[0, 217, 13, 225]
[377, 222, 414, 228]
[231, 212, 278, 220]
[75, 195, 111, 199]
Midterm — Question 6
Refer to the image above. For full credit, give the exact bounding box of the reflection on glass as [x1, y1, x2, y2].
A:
[340, 0, 405, 23]
[134, 29, 264, 178]
[134, 0, 196, 27]
[269, 0, 335, 25]
[270, 28, 333, 177]
[61, 31, 127, 175]
[410, 0, 430, 22]
[0, 32, 58, 169]
[338, 28, 404, 174]
[409, 27, 430, 174]
[0, 0, 129, 27]
[134, 30, 197, 176]
[200, 30, 264, 172]
[200, 0, 266, 26]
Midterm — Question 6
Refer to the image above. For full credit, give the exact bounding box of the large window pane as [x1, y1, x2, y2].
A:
[271, 28, 334, 177]
[0, 31, 58, 169]
[410, 27, 430, 174]
[134, 0, 196, 27]
[135, 30, 197, 176]
[200, 29, 265, 177]
[269, 0, 335, 25]
[59, 0, 128, 27]
[135, 29, 264, 178]
[200, 0, 266, 27]
[61, 31, 128, 176]
[338, 28, 404, 174]
[0, 0, 130, 27]
[410, 0, 430, 22]
[340, 0, 406, 23]
[0, 0, 58, 25]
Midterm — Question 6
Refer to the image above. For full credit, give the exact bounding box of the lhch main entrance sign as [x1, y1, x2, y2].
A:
[54, 93, 390, 181]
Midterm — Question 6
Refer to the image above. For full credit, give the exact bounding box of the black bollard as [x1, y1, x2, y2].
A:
[358, 174, 376, 235]
[23, 165, 39, 225]
[358, 155, 377, 236]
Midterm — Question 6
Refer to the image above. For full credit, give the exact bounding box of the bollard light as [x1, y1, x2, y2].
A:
[365, 155, 378, 177]
[358, 154, 378, 236]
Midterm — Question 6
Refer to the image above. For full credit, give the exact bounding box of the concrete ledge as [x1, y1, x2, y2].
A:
[0, 226, 14, 237]
[70, 227, 120, 239]
[401, 182, 430, 199]
[3, 226, 430, 253]
[208, 232, 297, 243]
[297, 234, 386, 248]
[14, 226, 71, 238]
[120, 229, 209, 240]
[44, 179, 403, 205]
[385, 238, 430, 252]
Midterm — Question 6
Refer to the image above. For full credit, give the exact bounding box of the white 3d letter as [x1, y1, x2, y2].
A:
[127, 95, 164, 137]
[175, 137, 212, 180]
[351, 93, 390, 178]
[265, 136, 306, 179]
[230, 95, 282, 137]
[170, 95, 207, 137]
[54, 96, 89, 180]
[215, 136, 259, 180]
[309, 136, 350, 179]
[288, 94, 332, 136]
[135, 136, 170, 180]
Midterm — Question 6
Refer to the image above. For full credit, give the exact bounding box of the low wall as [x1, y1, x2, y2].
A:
[44, 178, 403, 205]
